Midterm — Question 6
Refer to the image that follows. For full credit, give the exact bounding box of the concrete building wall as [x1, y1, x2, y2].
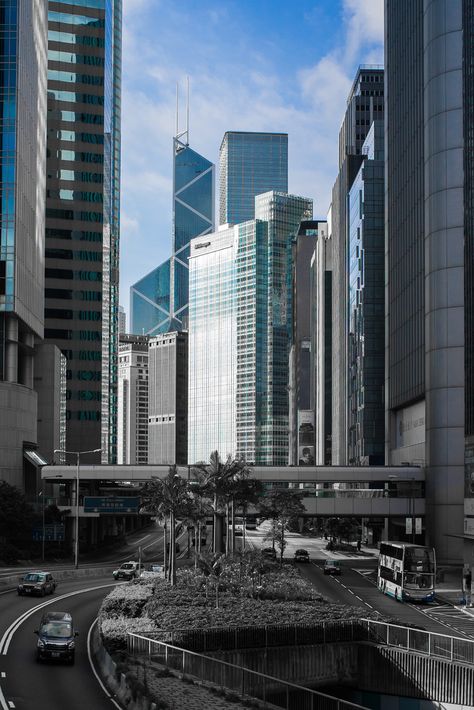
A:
[423, 0, 465, 561]
[34, 343, 66, 464]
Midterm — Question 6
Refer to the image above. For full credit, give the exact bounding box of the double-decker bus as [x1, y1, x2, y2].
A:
[378, 542, 436, 602]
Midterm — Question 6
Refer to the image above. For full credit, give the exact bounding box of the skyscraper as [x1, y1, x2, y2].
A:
[188, 192, 312, 466]
[44, 0, 122, 462]
[130, 127, 214, 336]
[0, 0, 48, 489]
[331, 66, 384, 465]
[117, 334, 148, 465]
[385, 0, 465, 562]
[219, 132, 288, 226]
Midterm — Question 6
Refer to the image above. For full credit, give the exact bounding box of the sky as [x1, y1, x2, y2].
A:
[119, 0, 384, 322]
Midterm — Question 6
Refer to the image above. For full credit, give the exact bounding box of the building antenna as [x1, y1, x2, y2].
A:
[186, 75, 190, 146]
[176, 82, 179, 137]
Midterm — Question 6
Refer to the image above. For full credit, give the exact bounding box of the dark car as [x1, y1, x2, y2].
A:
[18, 571, 57, 597]
[324, 559, 342, 575]
[112, 561, 139, 580]
[262, 547, 277, 560]
[294, 549, 310, 563]
[35, 611, 78, 664]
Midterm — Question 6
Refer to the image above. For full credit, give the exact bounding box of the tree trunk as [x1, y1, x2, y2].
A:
[215, 579, 219, 609]
[231, 498, 235, 555]
[212, 494, 217, 553]
[225, 501, 230, 556]
[170, 510, 177, 586]
[163, 519, 168, 581]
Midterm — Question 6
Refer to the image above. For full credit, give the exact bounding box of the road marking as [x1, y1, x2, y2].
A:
[7, 702, 14, 709]
[134, 534, 151, 545]
[87, 618, 122, 709]
[0, 683, 8, 710]
[0, 582, 122, 655]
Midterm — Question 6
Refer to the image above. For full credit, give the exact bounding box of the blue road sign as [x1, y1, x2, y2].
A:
[83, 496, 140, 514]
[32, 524, 65, 542]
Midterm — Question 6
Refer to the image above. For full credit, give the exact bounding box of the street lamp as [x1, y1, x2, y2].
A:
[54, 448, 102, 569]
[388, 474, 416, 543]
[38, 490, 45, 562]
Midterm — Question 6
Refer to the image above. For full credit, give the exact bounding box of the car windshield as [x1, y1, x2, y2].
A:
[296, 550, 308, 554]
[24, 573, 45, 582]
[326, 560, 340, 566]
[41, 622, 72, 638]
[121, 564, 134, 569]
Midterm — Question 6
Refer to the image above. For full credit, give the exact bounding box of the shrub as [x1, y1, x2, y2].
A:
[100, 615, 158, 653]
[100, 582, 154, 618]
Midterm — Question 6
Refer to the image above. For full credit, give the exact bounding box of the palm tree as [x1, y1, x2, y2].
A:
[258, 488, 305, 564]
[233, 478, 263, 551]
[179, 486, 212, 569]
[140, 466, 189, 585]
[191, 451, 249, 554]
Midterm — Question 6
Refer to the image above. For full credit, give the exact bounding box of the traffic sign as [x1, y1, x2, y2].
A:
[83, 496, 140, 514]
[32, 524, 65, 542]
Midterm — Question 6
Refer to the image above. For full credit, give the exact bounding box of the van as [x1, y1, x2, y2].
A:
[35, 611, 78, 664]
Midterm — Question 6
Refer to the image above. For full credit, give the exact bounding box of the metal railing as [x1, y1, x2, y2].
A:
[128, 632, 368, 710]
[360, 618, 474, 664]
[150, 620, 360, 652]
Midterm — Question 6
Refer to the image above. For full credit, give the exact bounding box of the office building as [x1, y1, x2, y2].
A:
[148, 331, 188, 465]
[188, 192, 312, 465]
[310, 220, 332, 465]
[348, 122, 384, 465]
[117, 334, 148, 464]
[331, 66, 384, 465]
[44, 0, 122, 463]
[34, 343, 67, 465]
[385, 0, 466, 562]
[219, 132, 288, 226]
[288, 220, 322, 465]
[0, 0, 48, 491]
[118, 305, 126, 334]
[130, 128, 214, 336]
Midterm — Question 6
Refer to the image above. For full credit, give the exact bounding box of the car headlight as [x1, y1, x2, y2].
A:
[67, 641, 75, 649]
[34, 585, 42, 590]
[37, 640, 45, 648]
[18, 585, 23, 590]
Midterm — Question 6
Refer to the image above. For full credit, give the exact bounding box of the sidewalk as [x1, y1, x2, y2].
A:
[434, 566, 464, 605]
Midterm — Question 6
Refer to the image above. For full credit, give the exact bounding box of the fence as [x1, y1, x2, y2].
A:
[360, 618, 474, 664]
[151, 620, 360, 652]
[128, 632, 368, 710]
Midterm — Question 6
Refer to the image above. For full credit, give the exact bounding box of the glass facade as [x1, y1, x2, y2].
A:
[130, 137, 214, 336]
[44, 0, 121, 461]
[188, 192, 312, 466]
[347, 122, 385, 465]
[219, 132, 288, 226]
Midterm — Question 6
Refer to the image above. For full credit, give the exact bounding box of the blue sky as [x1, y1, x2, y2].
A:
[120, 0, 384, 323]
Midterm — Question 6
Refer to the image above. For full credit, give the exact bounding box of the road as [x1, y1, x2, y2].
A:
[0, 575, 120, 710]
[245, 525, 474, 640]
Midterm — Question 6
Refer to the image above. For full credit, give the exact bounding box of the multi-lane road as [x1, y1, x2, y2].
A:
[0, 522, 472, 709]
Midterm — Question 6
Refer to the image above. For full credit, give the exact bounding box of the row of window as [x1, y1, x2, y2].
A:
[47, 189, 103, 202]
[45, 247, 102, 261]
[45, 208, 103, 223]
[58, 150, 103, 163]
[48, 50, 105, 67]
[46, 268, 102, 281]
[46, 227, 102, 242]
[48, 30, 105, 48]
[48, 70, 104, 87]
[45, 328, 101, 341]
[45, 308, 101, 321]
[45, 288, 101, 301]
[47, 88, 104, 105]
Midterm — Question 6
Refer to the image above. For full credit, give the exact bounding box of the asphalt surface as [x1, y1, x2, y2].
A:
[0, 575, 119, 710]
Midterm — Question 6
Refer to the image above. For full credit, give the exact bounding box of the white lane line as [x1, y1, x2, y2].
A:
[87, 618, 122, 710]
[0, 582, 122, 655]
[0, 683, 8, 710]
[7, 702, 14, 708]
[134, 534, 151, 545]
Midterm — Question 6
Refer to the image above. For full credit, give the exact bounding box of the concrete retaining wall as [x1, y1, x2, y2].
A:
[210, 643, 358, 687]
[0, 566, 116, 590]
[357, 644, 474, 707]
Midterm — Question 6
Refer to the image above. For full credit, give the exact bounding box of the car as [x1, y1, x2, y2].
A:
[112, 561, 140, 580]
[18, 571, 57, 597]
[139, 564, 163, 579]
[35, 611, 78, 664]
[245, 521, 257, 530]
[294, 549, 310, 563]
[324, 559, 342, 575]
[262, 547, 277, 560]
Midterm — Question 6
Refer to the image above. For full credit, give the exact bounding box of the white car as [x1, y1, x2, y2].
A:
[139, 564, 163, 579]
[112, 561, 140, 580]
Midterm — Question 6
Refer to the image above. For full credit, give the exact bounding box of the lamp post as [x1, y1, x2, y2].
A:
[38, 490, 45, 562]
[54, 448, 102, 569]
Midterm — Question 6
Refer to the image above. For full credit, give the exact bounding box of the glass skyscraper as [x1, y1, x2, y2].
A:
[188, 191, 312, 466]
[0, 0, 48, 489]
[44, 0, 122, 462]
[219, 132, 288, 226]
[130, 132, 214, 336]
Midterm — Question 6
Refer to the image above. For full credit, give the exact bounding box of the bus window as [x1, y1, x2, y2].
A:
[404, 547, 435, 573]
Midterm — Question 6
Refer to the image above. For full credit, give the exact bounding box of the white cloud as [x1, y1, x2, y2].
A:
[119, 1, 385, 300]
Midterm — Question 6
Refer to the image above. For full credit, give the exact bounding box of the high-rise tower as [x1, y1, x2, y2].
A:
[44, 0, 122, 462]
[131, 102, 214, 336]
[385, 0, 466, 563]
[0, 0, 48, 489]
[219, 131, 288, 226]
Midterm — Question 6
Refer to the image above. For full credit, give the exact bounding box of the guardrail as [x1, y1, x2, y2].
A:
[128, 632, 368, 710]
[151, 620, 359, 652]
[360, 618, 474, 664]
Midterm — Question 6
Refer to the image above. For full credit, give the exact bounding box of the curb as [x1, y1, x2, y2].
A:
[91, 622, 157, 710]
